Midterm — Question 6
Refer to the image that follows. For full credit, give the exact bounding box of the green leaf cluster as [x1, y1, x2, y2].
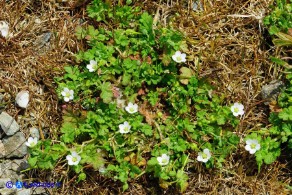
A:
[264, 0, 292, 35]
[29, 0, 244, 192]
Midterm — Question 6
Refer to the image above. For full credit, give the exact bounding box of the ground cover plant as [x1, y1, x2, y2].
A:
[27, 0, 244, 191]
[1, 0, 291, 194]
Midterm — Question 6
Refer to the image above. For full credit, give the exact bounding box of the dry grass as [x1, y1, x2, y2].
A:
[0, 0, 291, 194]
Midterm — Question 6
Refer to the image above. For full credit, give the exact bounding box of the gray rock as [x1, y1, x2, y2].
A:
[31, 187, 48, 195]
[192, 1, 203, 11]
[0, 188, 17, 195]
[11, 159, 29, 172]
[261, 80, 284, 103]
[0, 112, 20, 136]
[0, 160, 27, 183]
[1, 132, 27, 158]
[16, 188, 31, 195]
[0, 140, 5, 156]
[29, 127, 40, 140]
[34, 32, 52, 51]
[0, 178, 11, 188]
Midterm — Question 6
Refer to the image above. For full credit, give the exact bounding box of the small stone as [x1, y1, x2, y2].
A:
[1, 132, 27, 158]
[0, 112, 20, 136]
[0, 178, 11, 188]
[34, 32, 51, 49]
[29, 127, 40, 140]
[0, 161, 27, 182]
[16, 188, 31, 195]
[31, 187, 48, 195]
[15, 91, 30, 109]
[0, 140, 5, 156]
[11, 159, 29, 172]
[192, 1, 203, 11]
[261, 80, 284, 104]
[0, 188, 17, 195]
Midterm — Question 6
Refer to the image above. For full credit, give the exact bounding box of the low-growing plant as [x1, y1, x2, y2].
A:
[246, 0, 292, 170]
[264, 0, 292, 35]
[245, 70, 292, 169]
[26, 0, 256, 192]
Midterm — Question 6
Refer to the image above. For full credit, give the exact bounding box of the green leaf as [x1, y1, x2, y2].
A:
[122, 73, 131, 86]
[100, 82, 113, 103]
[147, 157, 158, 166]
[179, 67, 193, 85]
[279, 106, 292, 121]
[51, 144, 66, 151]
[81, 144, 105, 169]
[60, 117, 78, 143]
[28, 157, 38, 167]
[269, 26, 280, 35]
[75, 26, 87, 39]
[141, 124, 153, 136]
[216, 115, 226, 125]
[78, 172, 86, 182]
[176, 170, 189, 192]
[263, 153, 276, 164]
[122, 182, 129, 191]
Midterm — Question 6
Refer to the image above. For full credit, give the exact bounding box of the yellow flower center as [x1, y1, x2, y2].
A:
[176, 56, 182, 62]
[234, 107, 239, 113]
[72, 157, 78, 162]
[65, 92, 71, 98]
[250, 143, 256, 149]
[202, 153, 208, 159]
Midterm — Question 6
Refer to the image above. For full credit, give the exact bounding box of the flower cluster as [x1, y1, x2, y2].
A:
[231, 102, 244, 117]
[119, 121, 131, 134]
[245, 139, 260, 154]
[61, 88, 74, 102]
[87, 60, 98, 72]
[172, 51, 186, 63]
[157, 154, 170, 166]
[25, 137, 38, 148]
[197, 149, 211, 163]
[125, 102, 138, 114]
[66, 151, 81, 166]
[118, 102, 138, 134]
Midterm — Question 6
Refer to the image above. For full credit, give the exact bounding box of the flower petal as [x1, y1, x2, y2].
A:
[197, 155, 203, 162]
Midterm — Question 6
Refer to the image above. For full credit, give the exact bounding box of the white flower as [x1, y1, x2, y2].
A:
[119, 121, 131, 134]
[157, 154, 170, 166]
[172, 51, 187, 63]
[245, 139, 260, 154]
[99, 166, 106, 174]
[61, 88, 74, 102]
[231, 102, 244, 117]
[0, 21, 9, 38]
[86, 60, 98, 72]
[15, 90, 29, 108]
[197, 149, 211, 163]
[66, 151, 81, 166]
[125, 102, 138, 114]
[25, 137, 38, 148]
